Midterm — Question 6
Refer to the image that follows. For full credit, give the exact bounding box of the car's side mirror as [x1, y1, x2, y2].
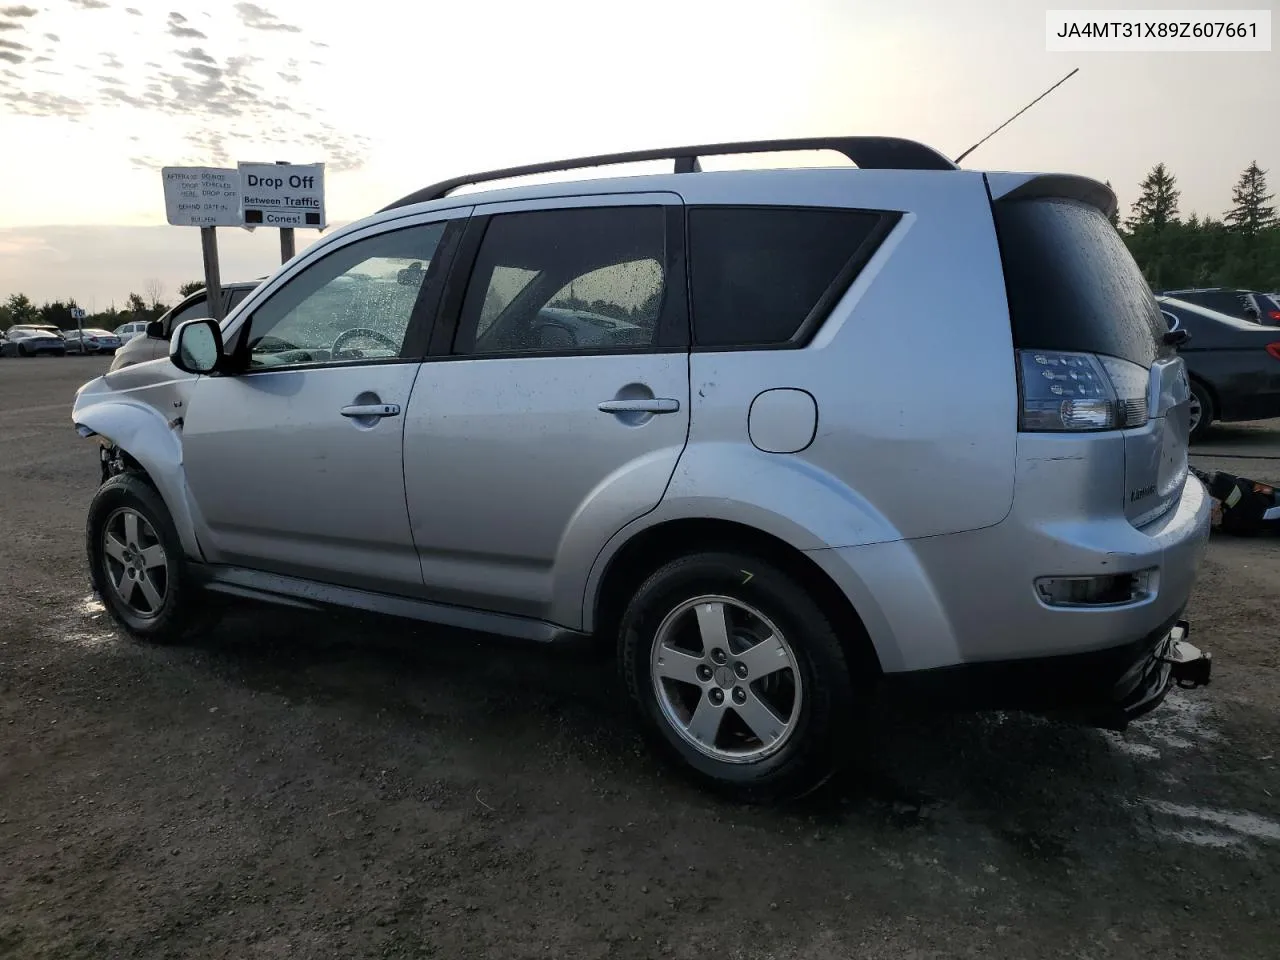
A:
[145, 320, 164, 339]
[169, 318, 224, 375]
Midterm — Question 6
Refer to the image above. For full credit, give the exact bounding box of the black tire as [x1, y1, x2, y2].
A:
[1189, 379, 1215, 442]
[619, 551, 860, 802]
[86, 472, 219, 643]
[17, 344, 27, 357]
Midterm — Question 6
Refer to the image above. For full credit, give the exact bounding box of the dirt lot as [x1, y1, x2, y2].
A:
[2, 357, 1277, 960]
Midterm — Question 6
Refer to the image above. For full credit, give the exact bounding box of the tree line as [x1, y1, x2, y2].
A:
[3, 161, 1277, 333]
[0, 281, 205, 333]
[1111, 160, 1279, 292]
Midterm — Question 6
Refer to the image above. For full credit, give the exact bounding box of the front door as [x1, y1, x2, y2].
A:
[182, 211, 468, 594]
[403, 196, 691, 624]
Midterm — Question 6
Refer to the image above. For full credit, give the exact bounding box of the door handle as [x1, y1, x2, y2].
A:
[340, 403, 401, 418]
[597, 398, 680, 414]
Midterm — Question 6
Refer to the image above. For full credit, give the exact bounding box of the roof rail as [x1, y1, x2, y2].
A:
[380, 136, 957, 211]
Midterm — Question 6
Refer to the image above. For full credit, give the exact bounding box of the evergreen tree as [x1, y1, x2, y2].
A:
[1126, 163, 1180, 233]
[1224, 161, 1276, 238]
[4, 293, 40, 326]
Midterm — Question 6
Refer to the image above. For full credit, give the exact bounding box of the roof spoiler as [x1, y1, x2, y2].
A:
[985, 172, 1118, 221]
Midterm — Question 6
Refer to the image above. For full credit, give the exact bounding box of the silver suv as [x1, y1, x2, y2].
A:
[72, 137, 1213, 799]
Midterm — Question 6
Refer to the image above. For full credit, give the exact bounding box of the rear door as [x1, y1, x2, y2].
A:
[988, 174, 1190, 527]
[401, 195, 690, 624]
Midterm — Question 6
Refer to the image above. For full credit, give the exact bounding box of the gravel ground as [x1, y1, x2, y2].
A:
[1, 356, 1277, 960]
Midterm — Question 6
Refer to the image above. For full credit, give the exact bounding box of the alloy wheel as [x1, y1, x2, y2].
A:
[102, 508, 169, 618]
[650, 595, 803, 763]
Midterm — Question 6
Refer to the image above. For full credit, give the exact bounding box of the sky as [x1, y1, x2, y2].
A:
[0, 0, 1276, 308]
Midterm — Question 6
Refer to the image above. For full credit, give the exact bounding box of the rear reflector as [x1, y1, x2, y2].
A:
[1267, 343, 1280, 361]
[1035, 570, 1154, 607]
[1017, 349, 1150, 432]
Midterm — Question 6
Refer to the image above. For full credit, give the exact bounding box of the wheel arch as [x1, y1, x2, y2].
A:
[589, 516, 883, 682]
[74, 400, 205, 560]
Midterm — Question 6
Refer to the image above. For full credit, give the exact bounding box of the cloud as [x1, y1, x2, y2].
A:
[310, 40, 327, 48]
[0, 21, 23, 30]
[0, 5, 37, 16]
[0, 37, 26, 50]
[43, 32, 58, 40]
[234, 2, 300, 33]
[0, 49, 22, 62]
[125, 6, 140, 13]
[177, 46, 215, 64]
[169, 24, 204, 38]
[69, 0, 110, 8]
[3, 12, 369, 175]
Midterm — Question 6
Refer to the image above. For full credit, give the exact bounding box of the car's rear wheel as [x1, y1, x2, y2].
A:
[619, 552, 858, 801]
[87, 473, 218, 643]
[1189, 380, 1214, 442]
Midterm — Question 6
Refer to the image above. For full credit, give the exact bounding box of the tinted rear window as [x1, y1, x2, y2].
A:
[994, 198, 1167, 367]
[688, 206, 887, 347]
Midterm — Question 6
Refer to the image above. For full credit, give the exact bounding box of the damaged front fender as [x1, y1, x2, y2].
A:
[72, 370, 206, 561]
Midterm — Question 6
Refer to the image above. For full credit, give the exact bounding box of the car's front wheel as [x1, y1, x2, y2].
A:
[87, 473, 218, 643]
[619, 552, 859, 801]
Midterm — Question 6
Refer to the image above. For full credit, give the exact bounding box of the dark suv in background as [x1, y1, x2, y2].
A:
[109, 280, 262, 371]
[1161, 288, 1280, 326]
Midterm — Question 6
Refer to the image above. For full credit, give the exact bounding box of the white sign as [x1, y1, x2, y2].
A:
[238, 161, 326, 229]
[162, 166, 243, 227]
[70, 307, 86, 320]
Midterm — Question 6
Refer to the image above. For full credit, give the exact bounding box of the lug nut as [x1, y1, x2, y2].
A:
[696, 664, 713, 682]
[711, 648, 728, 665]
[709, 689, 724, 705]
[734, 662, 748, 679]
[732, 687, 747, 704]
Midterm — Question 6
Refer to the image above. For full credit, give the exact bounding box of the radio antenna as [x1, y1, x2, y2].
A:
[954, 67, 1080, 165]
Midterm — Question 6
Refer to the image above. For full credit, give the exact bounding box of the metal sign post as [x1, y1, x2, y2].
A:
[200, 227, 225, 323]
[277, 160, 296, 265]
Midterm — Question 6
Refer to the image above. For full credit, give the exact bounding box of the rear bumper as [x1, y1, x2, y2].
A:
[805, 444, 1212, 674]
[882, 615, 1211, 729]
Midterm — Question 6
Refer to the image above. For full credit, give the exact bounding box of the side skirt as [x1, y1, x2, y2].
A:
[192, 564, 590, 644]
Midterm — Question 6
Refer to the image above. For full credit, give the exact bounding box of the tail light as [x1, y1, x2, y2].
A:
[1267, 343, 1280, 361]
[1017, 350, 1150, 432]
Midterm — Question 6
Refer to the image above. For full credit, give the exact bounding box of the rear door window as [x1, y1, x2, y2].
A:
[993, 197, 1168, 367]
[687, 206, 890, 348]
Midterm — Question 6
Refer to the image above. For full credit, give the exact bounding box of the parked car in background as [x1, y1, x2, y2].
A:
[112, 321, 150, 346]
[1159, 296, 1280, 440]
[2, 327, 68, 357]
[1161, 288, 1280, 326]
[109, 281, 262, 371]
[63, 329, 123, 355]
[72, 136, 1212, 799]
[5, 323, 65, 339]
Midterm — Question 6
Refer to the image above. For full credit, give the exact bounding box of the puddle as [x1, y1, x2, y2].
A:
[1141, 799, 1280, 848]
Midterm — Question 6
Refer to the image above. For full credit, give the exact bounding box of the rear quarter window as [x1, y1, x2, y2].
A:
[687, 206, 893, 348]
[993, 197, 1168, 367]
